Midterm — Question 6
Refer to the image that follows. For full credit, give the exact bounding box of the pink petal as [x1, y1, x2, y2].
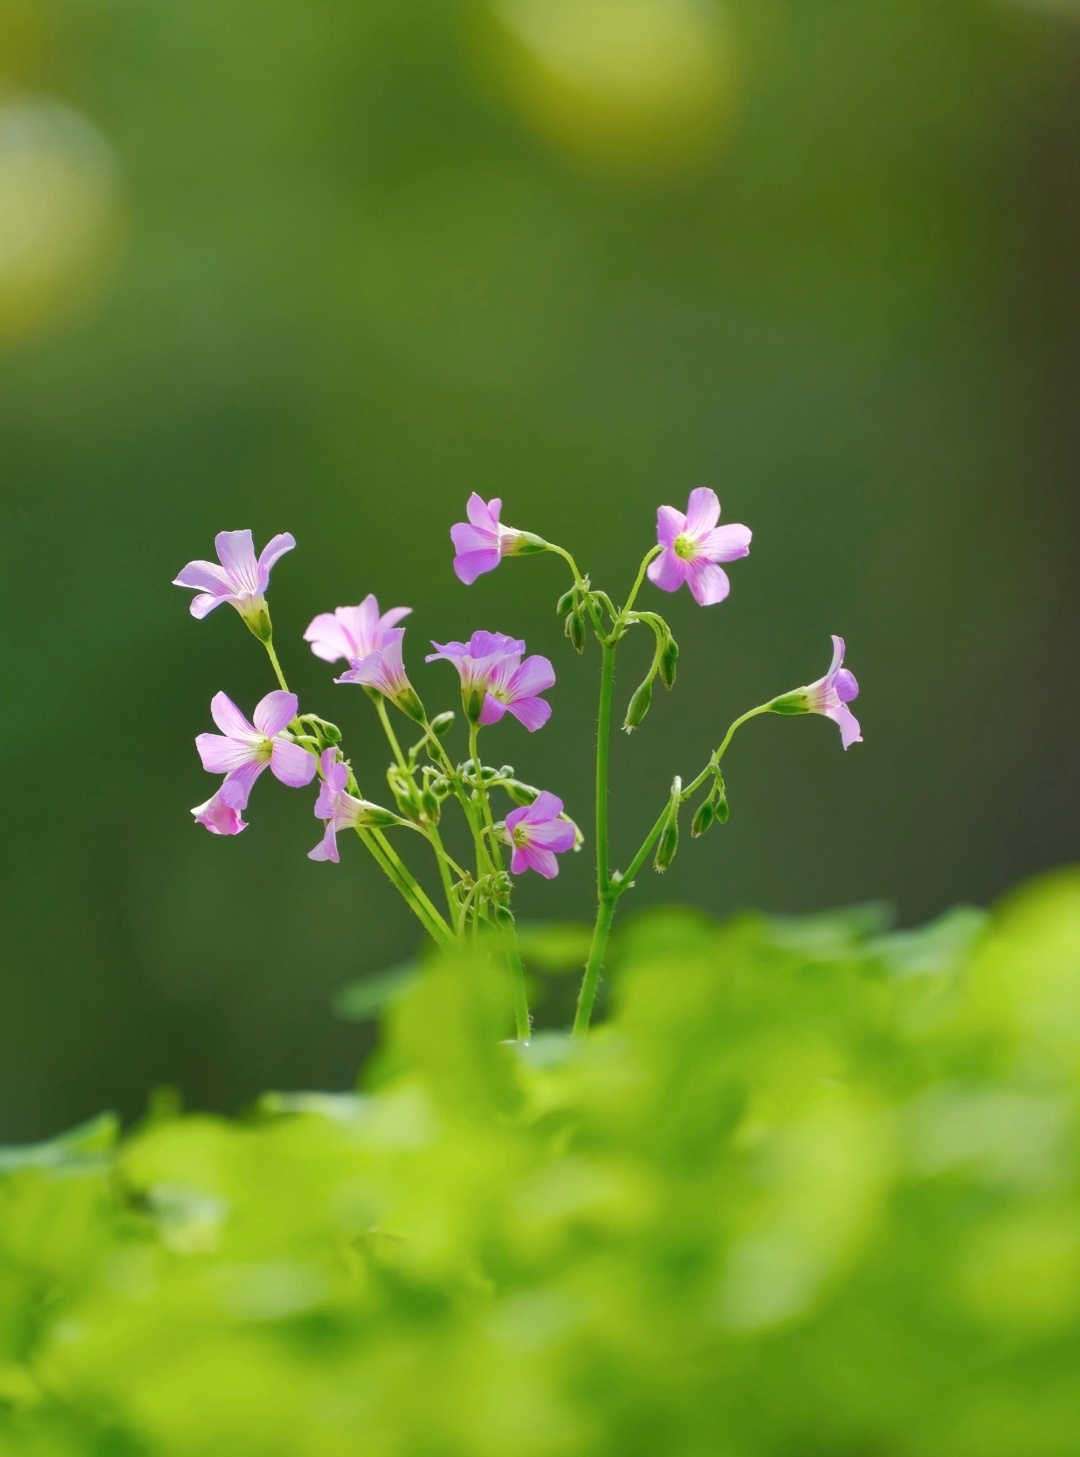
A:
[453, 549, 501, 585]
[214, 530, 260, 591]
[514, 844, 559, 878]
[478, 695, 509, 726]
[699, 523, 751, 563]
[189, 592, 227, 619]
[524, 790, 564, 823]
[271, 738, 317, 789]
[827, 701, 863, 749]
[656, 505, 686, 547]
[834, 668, 859, 704]
[466, 493, 500, 530]
[173, 559, 233, 593]
[308, 823, 340, 863]
[218, 759, 268, 811]
[192, 793, 247, 835]
[451, 523, 494, 555]
[209, 692, 257, 740]
[304, 612, 354, 663]
[196, 732, 256, 775]
[527, 817, 576, 852]
[507, 654, 555, 700]
[685, 487, 721, 537]
[828, 635, 846, 676]
[685, 560, 731, 607]
[506, 696, 551, 733]
[470, 631, 525, 658]
[647, 549, 688, 594]
[253, 690, 299, 738]
[504, 805, 528, 836]
[256, 532, 296, 585]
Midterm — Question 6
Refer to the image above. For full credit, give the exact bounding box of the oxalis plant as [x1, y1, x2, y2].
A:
[175, 487, 862, 1040]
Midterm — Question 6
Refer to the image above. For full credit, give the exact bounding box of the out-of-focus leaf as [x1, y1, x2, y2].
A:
[333, 961, 421, 1021]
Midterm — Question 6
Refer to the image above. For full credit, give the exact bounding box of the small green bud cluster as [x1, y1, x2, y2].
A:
[690, 769, 729, 838]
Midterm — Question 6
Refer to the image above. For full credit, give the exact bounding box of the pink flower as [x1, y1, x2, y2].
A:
[174, 530, 296, 633]
[803, 635, 862, 749]
[194, 690, 316, 820]
[309, 750, 396, 863]
[191, 790, 247, 836]
[335, 628, 423, 719]
[304, 596, 412, 665]
[646, 488, 751, 606]
[426, 631, 554, 731]
[503, 792, 578, 879]
[451, 495, 525, 585]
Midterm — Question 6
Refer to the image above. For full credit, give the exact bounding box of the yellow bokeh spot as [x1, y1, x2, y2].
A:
[0, 98, 125, 348]
[479, 0, 737, 179]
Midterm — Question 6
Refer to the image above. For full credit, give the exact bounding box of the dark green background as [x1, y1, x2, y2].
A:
[1, 0, 1077, 1137]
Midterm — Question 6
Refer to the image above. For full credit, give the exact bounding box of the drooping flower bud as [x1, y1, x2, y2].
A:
[556, 587, 576, 616]
[420, 789, 441, 824]
[566, 606, 587, 654]
[690, 796, 715, 839]
[654, 807, 680, 872]
[429, 710, 455, 737]
[658, 633, 679, 690]
[623, 676, 653, 733]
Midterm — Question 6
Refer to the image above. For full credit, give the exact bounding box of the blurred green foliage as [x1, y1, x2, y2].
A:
[2, 870, 1079, 1455]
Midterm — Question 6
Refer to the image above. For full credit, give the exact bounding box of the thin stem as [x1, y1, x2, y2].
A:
[573, 893, 616, 1036]
[594, 640, 616, 893]
[262, 638, 290, 693]
[425, 823, 459, 922]
[356, 827, 453, 946]
[375, 695, 409, 774]
[499, 913, 531, 1042]
[620, 546, 661, 623]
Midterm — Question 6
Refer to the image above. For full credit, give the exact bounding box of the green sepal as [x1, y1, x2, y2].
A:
[769, 691, 811, 715]
[658, 636, 679, 690]
[623, 677, 653, 732]
[429, 710, 455, 737]
[690, 798, 715, 839]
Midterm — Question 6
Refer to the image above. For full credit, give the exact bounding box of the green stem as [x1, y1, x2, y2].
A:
[499, 912, 531, 1042]
[375, 695, 409, 774]
[594, 640, 616, 892]
[620, 546, 661, 624]
[573, 893, 617, 1036]
[262, 638, 290, 693]
[356, 827, 453, 946]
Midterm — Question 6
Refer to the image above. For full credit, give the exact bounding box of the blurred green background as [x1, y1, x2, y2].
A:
[1, 0, 1077, 1138]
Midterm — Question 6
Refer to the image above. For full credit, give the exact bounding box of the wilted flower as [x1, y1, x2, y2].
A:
[426, 631, 554, 730]
[190, 789, 247, 837]
[502, 792, 578, 878]
[771, 635, 862, 749]
[451, 495, 526, 585]
[647, 488, 751, 606]
[195, 690, 316, 816]
[174, 529, 295, 635]
[304, 596, 411, 665]
[309, 750, 397, 863]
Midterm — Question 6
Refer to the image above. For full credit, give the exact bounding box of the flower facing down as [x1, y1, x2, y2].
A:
[502, 792, 578, 878]
[194, 690, 316, 824]
[191, 789, 247, 837]
[771, 635, 862, 749]
[451, 495, 536, 585]
[304, 596, 412, 665]
[174, 530, 296, 636]
[647, 488, 751, 607]
[335, 629, 424, 720]
[426, 631, 554, 730]
[309, 750, 398, 863]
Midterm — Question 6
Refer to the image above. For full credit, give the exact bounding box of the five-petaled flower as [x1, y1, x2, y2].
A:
[194, 690, 316, 822]
[771, 635, 862, 749]
[502, 792, 578, 879]
[426, 631, 555, 730]
[174, 530, 296, 636]
[451, 495, 526, 585]
[309, 750, 397, 862]
[304, 596, 412, 665]
[334, 628, 424, 719]
[647, 488, 751, 607]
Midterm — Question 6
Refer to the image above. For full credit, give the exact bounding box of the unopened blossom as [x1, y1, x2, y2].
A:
[335, 629, 424, 719]
[191, 789, 247, 837]
[647, 488, 751, 607]
[772, 635, 862, 749]
[451, 495, 529, 585]
[195, 690, 315, 816]
[174, 529, 295, 635]
[304, 596, 411, 665]
[309, 750, 397, 863]
[502, 792, 578, 879]
[426, 631, 554, 730]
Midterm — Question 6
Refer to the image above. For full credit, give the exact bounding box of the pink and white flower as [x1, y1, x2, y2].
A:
[502, 792, 578, 879]
[335, 628, 423, 718]
[451, 495, 525, 585]
[304, 596, 412, 665]
[802, 635, 862, 749]
[647, 488, 751, 607]
[174, 530, 295, 632]
[194, 690, 315, 824]
[426, 631, 554, 731]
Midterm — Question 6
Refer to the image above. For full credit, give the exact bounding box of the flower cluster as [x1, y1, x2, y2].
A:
[176, 483, 861, 1038]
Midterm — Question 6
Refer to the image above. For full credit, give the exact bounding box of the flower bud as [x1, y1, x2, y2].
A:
[654, 807, 680, 873]
[420, 789, 441, 824]
[623, 677, 653, 733]
[714, 781, 729, 823]
[566, 606, 587, 654]
[658, 635, 679, 690]
[556, 587, 576, 616]
[429, 710, 455, 737]
[690, 797, 715, 839]
[504, 779, 540, 806]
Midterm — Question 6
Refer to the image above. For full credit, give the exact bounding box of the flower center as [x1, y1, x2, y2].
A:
[672, 533, 697, 561]
[511, 824, 529, 848]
